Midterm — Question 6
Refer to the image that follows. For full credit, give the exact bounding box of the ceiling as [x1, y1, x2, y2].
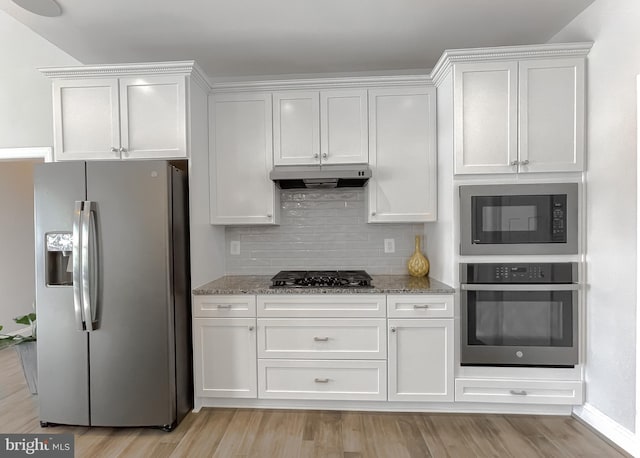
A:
[1, 0, 595, 79]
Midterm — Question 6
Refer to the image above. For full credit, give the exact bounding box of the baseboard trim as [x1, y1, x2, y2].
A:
[573, 403, 639, 456]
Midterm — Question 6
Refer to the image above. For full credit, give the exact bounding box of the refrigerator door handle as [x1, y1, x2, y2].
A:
[73, 201, 85, 331]
[81, 201, 97, 331]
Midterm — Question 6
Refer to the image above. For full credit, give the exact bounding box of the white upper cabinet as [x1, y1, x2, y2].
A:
[320, 90, 368, 164]
[454, 62, 518, 174]
[53, 79, 121, 161]
[451, 54, 586, 175]
[273, 89, 368, 166]
[43, 62, 203, 162]
[368, 86, 437, 223]
[209, 92, 279, 225]
[118, 76, 187, 160]
[518, 59, 585, 173]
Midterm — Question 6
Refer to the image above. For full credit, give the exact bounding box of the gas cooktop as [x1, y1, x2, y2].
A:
[270, 270, 373, 288]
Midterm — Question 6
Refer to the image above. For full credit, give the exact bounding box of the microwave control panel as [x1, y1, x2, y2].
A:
[551, 197, 567, 241]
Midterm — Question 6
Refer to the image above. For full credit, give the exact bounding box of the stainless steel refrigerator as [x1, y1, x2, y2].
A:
[34, 161, 191, 431]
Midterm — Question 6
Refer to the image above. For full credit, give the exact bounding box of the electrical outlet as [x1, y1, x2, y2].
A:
[384, 238, 395, 253]
[230, 241, 241, 255]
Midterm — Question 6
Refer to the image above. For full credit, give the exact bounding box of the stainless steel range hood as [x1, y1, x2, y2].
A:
[269, 164, 372, 189]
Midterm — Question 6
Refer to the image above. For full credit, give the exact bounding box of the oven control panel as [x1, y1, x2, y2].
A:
[460, 262, 577, 284]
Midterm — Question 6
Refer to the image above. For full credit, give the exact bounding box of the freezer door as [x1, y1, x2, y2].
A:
[86, 161, 176, 427]
[34, 162, 90, 426]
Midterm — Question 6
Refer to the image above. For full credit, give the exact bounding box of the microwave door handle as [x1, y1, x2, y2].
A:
[72, 201, 85, 331]
[460, 284, 578, 291]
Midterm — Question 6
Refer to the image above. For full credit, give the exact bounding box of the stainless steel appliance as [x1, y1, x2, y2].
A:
[460, 262, 578, 367]
[34, 161, 191, 431]
[270, 270, 373, 288]
[459, 183, 578, 255]
[270, 164, 372, 189]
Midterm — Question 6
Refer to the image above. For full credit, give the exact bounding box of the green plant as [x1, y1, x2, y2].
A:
[0, 313, 36, 350]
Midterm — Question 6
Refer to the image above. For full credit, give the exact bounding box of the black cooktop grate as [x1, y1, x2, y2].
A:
[270, 270, 373, 288]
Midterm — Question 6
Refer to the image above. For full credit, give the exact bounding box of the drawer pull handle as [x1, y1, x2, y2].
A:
[413, 304, 429, 309]
[313, 337, 329, 342]
[510, 390, 528, 396]
[217, 304, 232, 309]
[314, 378, 330, 383]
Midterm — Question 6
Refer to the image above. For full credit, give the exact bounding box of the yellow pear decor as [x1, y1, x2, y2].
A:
[407, 235, 430, 277]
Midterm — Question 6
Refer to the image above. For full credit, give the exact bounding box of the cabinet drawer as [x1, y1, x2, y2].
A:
[258, 359, 387, 400]
[193, 295, 256, 318]
[257, 294, 386, 318]
[387, 294, 453, 318]
[455, 378, 584, 405]
[257, 319, 386, 359]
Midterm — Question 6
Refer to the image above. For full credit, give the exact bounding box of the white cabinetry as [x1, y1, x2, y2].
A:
[368, 86, 437, 222]
[209, 92, 279, 225]
[387, 295, 454, 402]
[192, 295, 257, 405]
[273, 89, 368, 166]
[455, 378, 583, 405]
[452, 56, 586, 174]
[257, 295, 387, 401]
[42, 63, 200, 162]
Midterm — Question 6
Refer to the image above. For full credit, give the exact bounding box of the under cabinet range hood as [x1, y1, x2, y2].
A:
[269, 164, 372, 189]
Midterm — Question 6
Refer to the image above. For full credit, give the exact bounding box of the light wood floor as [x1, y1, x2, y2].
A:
[0, 348, 629, 457]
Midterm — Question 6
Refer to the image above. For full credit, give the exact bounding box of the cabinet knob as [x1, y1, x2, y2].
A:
[322, 153, 328, 159]
[314, 153, 319, 159]
[119, 147, 127, 154]
[111, 147, 118, 153]
[266, 214, 272, 218]
[390, 327, 397, 333]
[519, 159, 530, 166]
[248, 326, 255, 331]
[510, 160, 519, 166]
[371, 212, 376, 216]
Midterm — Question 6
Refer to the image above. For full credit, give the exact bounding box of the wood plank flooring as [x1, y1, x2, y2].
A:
[0, 347, 629, 457]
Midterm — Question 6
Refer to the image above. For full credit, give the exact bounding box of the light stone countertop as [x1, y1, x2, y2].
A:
[193, 275, 454, 295]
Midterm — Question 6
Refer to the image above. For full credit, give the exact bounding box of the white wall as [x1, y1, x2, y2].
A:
[0, 161, 37, 332]
[0, 10, 79, 148]
[550, 0, 640, 433]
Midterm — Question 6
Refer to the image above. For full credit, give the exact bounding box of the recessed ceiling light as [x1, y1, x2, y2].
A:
[11, 0, 62, 17]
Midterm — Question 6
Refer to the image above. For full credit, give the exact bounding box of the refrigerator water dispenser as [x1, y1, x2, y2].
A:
[45, 232, 73, 286]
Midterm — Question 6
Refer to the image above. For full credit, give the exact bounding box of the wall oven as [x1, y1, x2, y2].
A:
[460, 262, 578, 367]
[459, 183, 578, 255]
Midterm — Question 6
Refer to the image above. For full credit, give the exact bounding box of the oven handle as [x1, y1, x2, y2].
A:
[461, 284, 578, 291]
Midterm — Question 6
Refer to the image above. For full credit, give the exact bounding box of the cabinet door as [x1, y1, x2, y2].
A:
[210, 92, 279, 225]
[273, 91, 320, 165]
[119, 76, 187, 159]
[518, 58, 585, 173]
[388, 319, 454, 402]
[320, 89, 368, 164]
[454, 62, 518, 174]
[53, 79, 120, 161]
[193, 318, 257, 398]
[368, 86, 437, 222]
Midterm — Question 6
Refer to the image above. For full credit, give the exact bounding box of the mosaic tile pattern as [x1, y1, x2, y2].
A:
[225, 188, 425, 275]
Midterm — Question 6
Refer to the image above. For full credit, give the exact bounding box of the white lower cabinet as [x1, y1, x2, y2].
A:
[455, 378, 584, 405]
[258, 359, 387, 401]
[193, 317, 257, 398]
[388, 319, 454, 402]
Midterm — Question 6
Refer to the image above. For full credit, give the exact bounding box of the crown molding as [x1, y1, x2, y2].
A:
[39, 60, 212, 90]
[210, 74, 434, 92]
[431, 42, 593, 86]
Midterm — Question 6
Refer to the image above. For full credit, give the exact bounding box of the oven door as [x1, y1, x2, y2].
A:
[461, 284, 578, 367]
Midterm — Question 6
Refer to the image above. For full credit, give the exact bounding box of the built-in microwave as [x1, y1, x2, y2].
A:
[459, 183, 578, 256]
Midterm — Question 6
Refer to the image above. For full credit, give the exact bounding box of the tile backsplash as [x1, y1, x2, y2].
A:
[225, 188, 424, 275]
